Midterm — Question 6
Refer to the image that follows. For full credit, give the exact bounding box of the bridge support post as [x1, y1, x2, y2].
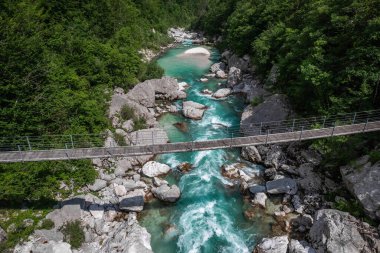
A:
[363, 118, 369, 132]
[265, 130, 269, 144]
[292, 119, 295, 132]
[352, 112, 357, 124]
[322, 116, 326, 128]
[260, 122, 263, 135]
[70, 135, 74, 148]
[299, 126, 304, 141]
[18, 145, 23, 162]
[26, 136, 31, 151]
[331, 122, 336, 136]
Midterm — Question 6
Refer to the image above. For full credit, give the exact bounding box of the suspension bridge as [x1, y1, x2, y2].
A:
[1, 110, 380, 163]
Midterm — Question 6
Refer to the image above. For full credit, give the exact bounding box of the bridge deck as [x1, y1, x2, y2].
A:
[1, 121, 379, 163]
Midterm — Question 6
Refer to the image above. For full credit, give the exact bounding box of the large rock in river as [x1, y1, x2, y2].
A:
[309, 209, 380, 253]
[152, 184, 181, 202]
[340, 156, 380, 220]
[182, 101, 207, 120]
[212, 88, 231, 98]
[141, 161, 171, 178]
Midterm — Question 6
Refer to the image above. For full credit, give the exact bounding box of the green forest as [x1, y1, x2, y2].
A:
[197, 0, 380, 114]
[0, 0, 203, 203]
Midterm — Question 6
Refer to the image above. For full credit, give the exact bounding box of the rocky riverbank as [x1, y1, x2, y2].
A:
[12, 28, 205, 252]
[216, 49, 380, 252]
[139, 28, 206, 62]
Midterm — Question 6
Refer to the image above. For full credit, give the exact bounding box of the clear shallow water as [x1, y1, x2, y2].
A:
[140, 45, 269, 253]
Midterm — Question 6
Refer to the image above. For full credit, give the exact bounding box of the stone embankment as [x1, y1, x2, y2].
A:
[218, 48, 380, 253]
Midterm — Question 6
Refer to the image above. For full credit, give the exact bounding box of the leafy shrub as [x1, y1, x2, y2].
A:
[114, 132, 127, 146]
[369, 150, 380, 164]
[119, 105, 135, 121]
[140, 61, 164, 81]
[61, 221, 85, 249]
[133, 117, 147, 131]
[39, 219, 54, 230]
[250, 96, 264, 107]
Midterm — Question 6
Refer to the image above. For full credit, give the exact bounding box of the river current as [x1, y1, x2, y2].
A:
[140, 45, 270, 253]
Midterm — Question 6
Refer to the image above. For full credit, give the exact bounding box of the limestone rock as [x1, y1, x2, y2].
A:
[141, 161, 171, 178]
[266, 178, 298, 195]
[212, 88, 231, 98]
[182, 101, 207, 120]
[240, 94, 293, 136]
[46, 197, 85, 229]
[296, 164, 322, 193]
[253, 192, 267, 208]
[210, 62, 226, 73]
[15, 241, 72, 253]
[340, 158, 380, 220]
[119, 189, 145, 212]
[99, 213, 153, 253]
[292, 195, 305, 214]
[216, 70, 227, 79]
[288, 239, 316, 253]
[0, 226, 7, 243]
[227, 67, 242, 87]
[241, 146, 262, 163]
[309, 209, 380, 253]
[152, 184, 181, 202]
[254, 236, 289, 253]
[249, 184, 267, 194]
[153, 177, 168, 187]
[34, 229, 64, 242]
[88, 179, 107, 192]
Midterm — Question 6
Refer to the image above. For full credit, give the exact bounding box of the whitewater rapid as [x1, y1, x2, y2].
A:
[140, 45, 267, 253]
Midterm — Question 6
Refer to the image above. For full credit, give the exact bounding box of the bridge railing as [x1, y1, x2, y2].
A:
[1, 109, 380, 152]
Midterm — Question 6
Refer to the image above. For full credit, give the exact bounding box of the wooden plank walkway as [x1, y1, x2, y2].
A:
[1, 121, 379, 163]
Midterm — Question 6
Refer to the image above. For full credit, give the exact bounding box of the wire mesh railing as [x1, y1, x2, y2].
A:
[1, 109, 380, 152]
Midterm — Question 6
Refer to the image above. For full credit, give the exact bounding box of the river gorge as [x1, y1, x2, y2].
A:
[140, 45, 270, 252]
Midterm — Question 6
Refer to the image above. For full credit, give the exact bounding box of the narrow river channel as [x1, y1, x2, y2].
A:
[140, 45, 271, 253]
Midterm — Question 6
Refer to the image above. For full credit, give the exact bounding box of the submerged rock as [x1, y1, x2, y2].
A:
[184, 47, 210, 56]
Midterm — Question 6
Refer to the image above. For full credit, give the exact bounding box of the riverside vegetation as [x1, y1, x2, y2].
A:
[0, 0, 205, 250]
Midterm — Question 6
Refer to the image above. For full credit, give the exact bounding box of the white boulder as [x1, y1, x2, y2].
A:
[141, 161, 171, 178]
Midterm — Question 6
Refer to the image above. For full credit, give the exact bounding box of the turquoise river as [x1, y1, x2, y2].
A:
[140, 45, 271, 253]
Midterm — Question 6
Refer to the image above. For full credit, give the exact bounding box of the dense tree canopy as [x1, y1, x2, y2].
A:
[198, 0, 380, 114]
[0, 0, 203, 137]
